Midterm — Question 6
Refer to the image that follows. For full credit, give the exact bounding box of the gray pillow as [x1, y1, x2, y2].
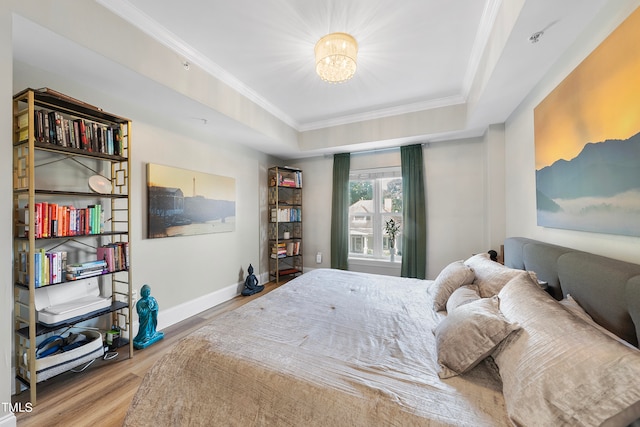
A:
[435, 296, 520, 379]
[432, 260, 475, 311]
[495, 274, 640, 426]
[446, 284, 480, 313]
[464, 253, 536, 298]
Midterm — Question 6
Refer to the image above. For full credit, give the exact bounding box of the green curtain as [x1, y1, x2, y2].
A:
[331, 153, 350, 270]
[400, 144, 427, 279]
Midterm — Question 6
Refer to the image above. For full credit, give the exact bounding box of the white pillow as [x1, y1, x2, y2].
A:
[434, 296, 520, 379]
[494, 274, 640, 426]
[464, 253, 536, 298]
[432, 260, 475, 311]
[445, 284, 480, 313]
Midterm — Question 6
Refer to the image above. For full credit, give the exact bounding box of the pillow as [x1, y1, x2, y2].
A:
[432, 260, 475, 311]
[494, 274, 640, 426]
[434, 296, 520, 379]
[464, 253, 536, 298]
[445, 284, 480, 313]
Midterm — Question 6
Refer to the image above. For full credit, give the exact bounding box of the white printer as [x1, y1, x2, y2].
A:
[26, 278, 111, 327]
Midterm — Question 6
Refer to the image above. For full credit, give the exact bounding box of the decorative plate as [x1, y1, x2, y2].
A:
[89, 175, 112, 194]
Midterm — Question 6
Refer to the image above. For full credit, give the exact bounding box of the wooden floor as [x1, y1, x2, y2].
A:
[12, 281, 284, 427]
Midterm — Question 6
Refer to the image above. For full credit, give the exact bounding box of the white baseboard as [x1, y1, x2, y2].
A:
[156, 272, 270, 332]
[0, 413, 16, 427]
[156, 281, 242, 332]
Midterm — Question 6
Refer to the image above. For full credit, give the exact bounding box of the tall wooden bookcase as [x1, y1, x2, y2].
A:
[12, 88, 133, 404]
[268, 166, 303, 283]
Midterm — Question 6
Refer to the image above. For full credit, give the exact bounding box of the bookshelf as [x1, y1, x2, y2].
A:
[268, 166, 303, 283]
[12, 88, 133, 405]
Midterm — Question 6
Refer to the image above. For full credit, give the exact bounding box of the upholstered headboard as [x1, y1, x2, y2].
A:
[504, 237, 640, 347]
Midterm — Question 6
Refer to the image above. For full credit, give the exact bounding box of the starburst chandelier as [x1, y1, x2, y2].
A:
[314, 32, 358, 83]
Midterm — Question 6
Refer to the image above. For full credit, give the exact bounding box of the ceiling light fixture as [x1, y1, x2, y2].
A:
[314, 32, 358, 83]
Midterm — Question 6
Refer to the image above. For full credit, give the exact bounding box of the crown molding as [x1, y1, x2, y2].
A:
[298, 94, 466, 132]
[96, 0, 300, 129]
[461, 0, 503, 97]
[96, 0, 496, 134]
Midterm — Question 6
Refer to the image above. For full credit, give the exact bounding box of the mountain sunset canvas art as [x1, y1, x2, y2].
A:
[534, 7, 640, 237]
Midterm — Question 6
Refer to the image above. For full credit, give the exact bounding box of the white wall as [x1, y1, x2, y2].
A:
[0, 4, 15, 426]
[426, 138, 494, 276]
[285, 156, 333, 271]
[505, 1, 640, 263]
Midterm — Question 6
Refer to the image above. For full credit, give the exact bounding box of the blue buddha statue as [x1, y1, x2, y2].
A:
[241, 264, 264, 296]
[133, 284, 164, 349]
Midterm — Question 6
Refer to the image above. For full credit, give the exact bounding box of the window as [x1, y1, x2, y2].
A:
[348, 168, 402, 260]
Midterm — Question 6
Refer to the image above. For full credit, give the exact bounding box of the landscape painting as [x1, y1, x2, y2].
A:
[534, 7, 640, 237]
[147, 163, 236, 238]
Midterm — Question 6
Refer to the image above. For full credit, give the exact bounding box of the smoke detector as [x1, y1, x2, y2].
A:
[529, 31, 544, 44]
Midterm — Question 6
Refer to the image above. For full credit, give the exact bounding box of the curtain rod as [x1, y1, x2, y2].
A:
[327, 142, 429, 158]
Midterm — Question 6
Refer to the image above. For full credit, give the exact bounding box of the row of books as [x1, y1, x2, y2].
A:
[66, 259, 108, 281]
[96, 242, 130, 273]
[19, 250, 68, 287]
[286, 241, 301, 257]
[271, 242, 287, 259]
[270, 241, 301, 258]
[22, 203, 104, 239]
[17, 108, 125, 156]
[18, 242, 129, 286]
[270, 207, 301, 223]
[277, 171, 302, 188]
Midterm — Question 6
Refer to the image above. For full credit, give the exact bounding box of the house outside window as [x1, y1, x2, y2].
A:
[348, 168, 402, 261]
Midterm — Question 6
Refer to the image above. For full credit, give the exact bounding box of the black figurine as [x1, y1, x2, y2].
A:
[241, 264, 264, 296]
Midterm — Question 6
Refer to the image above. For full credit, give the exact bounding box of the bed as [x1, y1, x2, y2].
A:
[124, 237, 640, 426]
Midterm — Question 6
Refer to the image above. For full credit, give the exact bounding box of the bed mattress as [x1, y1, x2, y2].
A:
[125, 269, 509, 426]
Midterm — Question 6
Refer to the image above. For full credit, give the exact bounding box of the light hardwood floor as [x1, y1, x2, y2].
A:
[12, 281, 283, 427]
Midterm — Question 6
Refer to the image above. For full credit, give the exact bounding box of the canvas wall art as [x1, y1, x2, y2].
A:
[147, 163, 236, 238]
[534, 7, 640, 237]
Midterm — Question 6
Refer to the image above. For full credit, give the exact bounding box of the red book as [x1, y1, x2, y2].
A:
[49, 203, 58, 237]
[77, 119, 88, 151]
[97, 246, 115, 272]
[41, 202, 49, 238]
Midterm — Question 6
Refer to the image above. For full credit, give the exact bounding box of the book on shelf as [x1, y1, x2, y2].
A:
[271, 241, 301, 258]
[22, 249, 68, 287]
[270, 242, 286, 259]
[17, 110, 29, 142]
[97, 242, 129, 272]
[275, 170, 302, 188]
[29, 107, 125, 156]
[17, 110, 28, 128]
[65, 259, 108, 281]
[27, 203, 104, 238]
[270, 207, 301, 223]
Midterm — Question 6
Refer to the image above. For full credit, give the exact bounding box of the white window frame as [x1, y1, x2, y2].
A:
[348, 167, 402, 262]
